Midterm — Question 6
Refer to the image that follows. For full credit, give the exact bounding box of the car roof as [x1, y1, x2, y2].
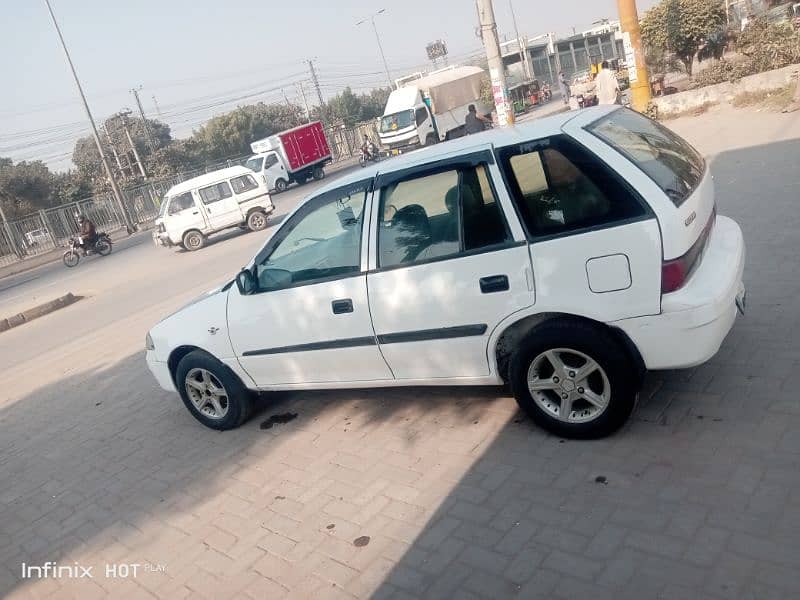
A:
[313, 106, 618, 196]
[166, 166, 254, 197]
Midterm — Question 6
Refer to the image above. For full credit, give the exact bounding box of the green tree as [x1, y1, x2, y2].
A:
[641, 0, 727, 75]
[0, 158, 54, 217]
[321, 87, 391, 126]
[193, 102, 303, 161]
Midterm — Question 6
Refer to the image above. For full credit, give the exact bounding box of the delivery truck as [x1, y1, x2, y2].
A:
[245, 121, 332, 193]
[378, 65, 491, 156]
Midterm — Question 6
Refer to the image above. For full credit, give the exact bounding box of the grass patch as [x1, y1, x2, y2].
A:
[732, 84, 796, 111]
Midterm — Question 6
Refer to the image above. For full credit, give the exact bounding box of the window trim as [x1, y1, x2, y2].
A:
[374, 155, 515, 271]
[230, 174, 259, 195]
[585, 109, 706, 208]
[248, 180, 373, 294]
[494, 134, 655, 244]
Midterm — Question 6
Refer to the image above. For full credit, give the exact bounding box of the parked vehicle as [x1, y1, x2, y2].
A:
[378, 65, 491, 156]
[245, 121, 332, 193]
[146, 107, 746, 439]
[153, 166, 273, 252]
[25, 228, 52, 247]
[62, 232, 112, 268]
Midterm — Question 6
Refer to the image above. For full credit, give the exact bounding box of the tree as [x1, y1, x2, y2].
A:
[322, 87, 391, 126]
[641, 0, 727, 75]
[193, 102, 303, 161]
[0, 158, 54, 217]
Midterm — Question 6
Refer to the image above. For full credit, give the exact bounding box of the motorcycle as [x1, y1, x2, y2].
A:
[541, 84, 553, 102]
[359, 143, 381, 168]
[62, 232, 113, 268]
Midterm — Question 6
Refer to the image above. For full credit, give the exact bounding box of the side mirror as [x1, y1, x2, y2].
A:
[235, 268, 258, 295]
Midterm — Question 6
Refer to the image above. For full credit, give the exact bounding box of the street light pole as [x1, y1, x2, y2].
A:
[477, 0, 514, 126]
[43, 0, 135, 234]
[357, 9, 394, 89]
[509, 0, 532, 80]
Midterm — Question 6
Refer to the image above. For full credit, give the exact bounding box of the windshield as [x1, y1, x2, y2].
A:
[245, 156, 264, 172]
[380, 110, 414, 134]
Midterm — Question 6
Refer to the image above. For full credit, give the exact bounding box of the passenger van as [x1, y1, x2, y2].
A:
[153, 166, 274, 251]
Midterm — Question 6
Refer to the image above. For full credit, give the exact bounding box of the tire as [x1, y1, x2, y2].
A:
[509, 320, 639, 439]
[62, 250, 80, 268]
[182, 230, 205, 251]
[246, 210, 268, 232]
[175, 350, 254, 430]
[95, 239, 112, 256]
[275, 178, 289, 193]
[312, 166, 324, 181]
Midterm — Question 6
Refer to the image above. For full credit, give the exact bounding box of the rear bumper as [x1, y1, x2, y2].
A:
[615, 216, 746, 370]
[147, 352, 177, 392]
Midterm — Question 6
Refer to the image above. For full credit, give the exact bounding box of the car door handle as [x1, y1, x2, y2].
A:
[331, 299, 354, 314]
[480, 275, 510, 294]
[192, 211, 199, 215]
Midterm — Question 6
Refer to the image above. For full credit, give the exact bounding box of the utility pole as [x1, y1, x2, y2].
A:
[43, 0, 135, 234]
[476, 0, 514, 126]
[617, 0, 651, 111]
[131, 86, 157, 153]
[509, 0, 532, 80]
[296, 81, 311, 122]
[122, 113, 148, 179]
[357, 9, 394, 89]
[307, 59, 328, 126]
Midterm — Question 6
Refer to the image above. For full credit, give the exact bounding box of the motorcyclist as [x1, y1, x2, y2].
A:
[361, 135, 376, 161]
[77, 214, 97, 256]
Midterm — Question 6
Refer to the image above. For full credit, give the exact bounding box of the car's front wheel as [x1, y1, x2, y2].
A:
[510, 320, 638, 439]
[175, 350, 254, 430]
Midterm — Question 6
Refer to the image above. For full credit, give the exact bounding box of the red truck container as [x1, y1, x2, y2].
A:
[247, 121, 333, 192]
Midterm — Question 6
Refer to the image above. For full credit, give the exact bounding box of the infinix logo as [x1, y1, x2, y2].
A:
[21, 561, 93, 579]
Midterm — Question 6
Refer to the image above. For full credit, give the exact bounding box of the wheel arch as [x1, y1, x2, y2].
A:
[168, 345, 212, 387]
[490, 312, 646, 384]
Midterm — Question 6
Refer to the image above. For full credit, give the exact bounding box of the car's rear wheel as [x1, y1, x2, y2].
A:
[175, 350, 253, 430]
[510, 320, 638, 439]
[182, 230, 205, 251]
[246, 210, 268, 232]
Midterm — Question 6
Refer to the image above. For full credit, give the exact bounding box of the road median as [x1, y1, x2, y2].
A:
[0, 293, 83, 333]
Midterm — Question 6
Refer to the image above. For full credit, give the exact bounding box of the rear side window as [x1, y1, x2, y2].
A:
[199, 182, 233, 204]
[231, 174, 259, 194]
[587, 108, 705, 207]
[499, 136, 647, 238]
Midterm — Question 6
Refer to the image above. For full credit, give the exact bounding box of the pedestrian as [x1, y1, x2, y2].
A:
[558, 71, 571, 105]
[464, 104, 490, 135]
[595, 60, 621, 105]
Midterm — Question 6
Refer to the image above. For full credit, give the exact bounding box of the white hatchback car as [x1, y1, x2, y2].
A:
[146, 107, 746, 439]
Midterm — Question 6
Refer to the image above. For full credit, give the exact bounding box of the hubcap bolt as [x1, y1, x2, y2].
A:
[561, 393, 569, 400]
[578, 387, 584, 394]
[553, 376, 560, 383]
[569, 371, 576, 378]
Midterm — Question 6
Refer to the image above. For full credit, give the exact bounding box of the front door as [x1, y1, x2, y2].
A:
[198, 180, 241, 231]
[367, 154, 535, 380]
[227, 181, 393, 386]
[263, 152, 286, 188]
[165, 191, 206, 242]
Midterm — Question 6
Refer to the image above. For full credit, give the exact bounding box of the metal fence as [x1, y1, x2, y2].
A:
[0, 124, 372, 268]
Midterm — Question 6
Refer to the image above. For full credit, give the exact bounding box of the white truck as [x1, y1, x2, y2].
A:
[378, 65, 491, 156]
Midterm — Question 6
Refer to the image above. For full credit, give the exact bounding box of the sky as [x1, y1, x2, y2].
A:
[0, 0, 658, 171]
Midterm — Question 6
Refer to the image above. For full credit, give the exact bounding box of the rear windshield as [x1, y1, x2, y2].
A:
[587, 108, 705, 206]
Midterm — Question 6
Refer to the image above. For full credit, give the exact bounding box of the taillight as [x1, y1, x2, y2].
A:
[661, 207, 716, 294]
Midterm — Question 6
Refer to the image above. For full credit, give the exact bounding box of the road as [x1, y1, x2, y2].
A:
[2, 108, 800, 599]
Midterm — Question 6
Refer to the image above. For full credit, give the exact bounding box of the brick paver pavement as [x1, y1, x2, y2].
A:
[1, 108, 799, 599]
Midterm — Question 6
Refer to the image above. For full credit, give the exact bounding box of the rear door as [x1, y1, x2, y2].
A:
[366, 151, 534, 380]
[495, 133, 662, 322]
[198, 180, 241, 230]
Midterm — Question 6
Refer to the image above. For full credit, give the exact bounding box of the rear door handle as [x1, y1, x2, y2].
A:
[331, 299, 354, 314]
[480, 275, 509, 294]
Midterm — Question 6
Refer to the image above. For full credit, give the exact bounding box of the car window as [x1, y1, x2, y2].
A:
[264, 154, 279, 169]
[587, 108, 705, 207]
[500, 136, 647, 237]
[255, 189, 366, 291]
[167, 192, 195, 215]
[378, 164, 511, 268]
[415, 107, 428, 126]
[198, 182, 233, 205]
[231, 174, 259, 194]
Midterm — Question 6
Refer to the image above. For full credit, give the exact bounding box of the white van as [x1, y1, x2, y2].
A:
[153, 166, 274, 251]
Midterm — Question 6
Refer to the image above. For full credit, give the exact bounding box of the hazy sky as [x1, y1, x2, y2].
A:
[0, 0, 657, 170]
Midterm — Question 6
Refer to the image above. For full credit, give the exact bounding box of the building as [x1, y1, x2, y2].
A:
[501, 20, 626, 86]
